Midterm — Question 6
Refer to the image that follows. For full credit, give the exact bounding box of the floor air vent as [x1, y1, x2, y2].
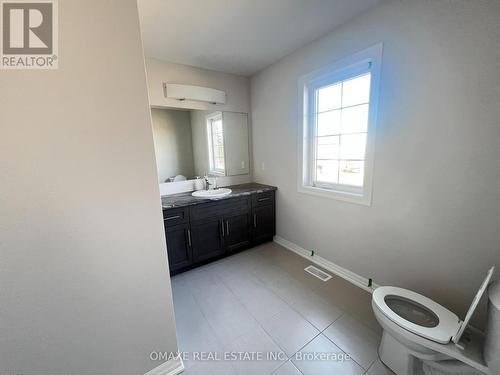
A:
[304, 265, 332, 282]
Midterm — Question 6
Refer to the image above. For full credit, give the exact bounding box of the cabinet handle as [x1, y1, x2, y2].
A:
[226, 220, 230, 236]
[221, 220, 225, 237]
[258, 197, 270, 202]
[165, 215, 181, 221]
[253, 214, 257, 228]
[187, 229, 192, 247]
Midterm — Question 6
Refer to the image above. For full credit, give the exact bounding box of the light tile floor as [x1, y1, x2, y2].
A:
[171, 242, 395, 375]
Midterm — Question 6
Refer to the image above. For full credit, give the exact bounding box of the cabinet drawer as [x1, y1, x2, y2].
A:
[163, 207, 189, 227]
[219, 197, 250, 215]
[252, 191, 275, 207]
[190, 197, 249, 222]
[190, 202, 221, 222]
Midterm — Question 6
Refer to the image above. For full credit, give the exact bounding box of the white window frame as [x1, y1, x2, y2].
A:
[297, 44, 382, 206]
[206, 111, 226, 176]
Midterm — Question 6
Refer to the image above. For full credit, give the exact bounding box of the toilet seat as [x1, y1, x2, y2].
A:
[373, 287, 461, 344]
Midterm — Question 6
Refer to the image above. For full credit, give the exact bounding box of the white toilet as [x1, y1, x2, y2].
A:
[372, 267, 499, 375]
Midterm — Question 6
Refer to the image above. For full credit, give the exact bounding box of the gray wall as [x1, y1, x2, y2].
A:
[152, 108, 195, 182]
[250, 0, 500, 328]
[0, 0, 178, 374]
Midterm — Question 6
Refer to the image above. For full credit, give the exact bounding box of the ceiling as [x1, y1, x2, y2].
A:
[137, 0, 381, 76]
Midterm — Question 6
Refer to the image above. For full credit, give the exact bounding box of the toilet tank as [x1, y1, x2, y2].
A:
[484, 280, 500, 374]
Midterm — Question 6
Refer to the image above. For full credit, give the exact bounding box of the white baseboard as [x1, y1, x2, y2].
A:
[144, 358, 184, 375]
[273, 235, 379, 293]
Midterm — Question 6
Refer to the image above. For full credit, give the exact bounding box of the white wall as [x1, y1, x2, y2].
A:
[222, 112, 251, 177]
[151, 108, 195, 183]
[0, 1, 179, 374]
[145, 58, 252, 194]
[251, 0, 500, 328]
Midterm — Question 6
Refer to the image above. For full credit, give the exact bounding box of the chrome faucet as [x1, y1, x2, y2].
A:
[204, 175, 213, 190]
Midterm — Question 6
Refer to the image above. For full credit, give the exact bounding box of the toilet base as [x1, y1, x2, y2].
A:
[379, 331, 424, 375]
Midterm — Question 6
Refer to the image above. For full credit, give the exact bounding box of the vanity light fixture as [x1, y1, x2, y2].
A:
[163, 83, 226, 105]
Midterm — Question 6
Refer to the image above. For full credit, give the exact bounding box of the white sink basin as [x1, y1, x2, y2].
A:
[192, 188, 232, 199]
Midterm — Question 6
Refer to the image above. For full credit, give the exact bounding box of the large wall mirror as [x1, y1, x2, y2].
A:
[151, 108, 250, 184]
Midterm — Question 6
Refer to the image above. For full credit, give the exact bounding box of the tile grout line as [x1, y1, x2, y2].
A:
[319, 308, 382, 371]
[212, 252, 361, 374]
[179, 271, 242, 374]
[213, 259, 322, 374]
[364, 356, 380, 374]
[211, 265, 293, 375]
[272, 359, 306, 375]
[318, 326, 371, 372]
[216, 270, 291, 373]
[174, 249, 381, 375]
[289, 330, 323, 357]
[245, 256, 350, 345]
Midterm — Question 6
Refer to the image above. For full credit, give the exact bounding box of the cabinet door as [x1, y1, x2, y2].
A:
[224, 212, 251, 253]
[165, 223, 191, 273]
[252, 204, 276, 243]
[190, 218, 224, 263]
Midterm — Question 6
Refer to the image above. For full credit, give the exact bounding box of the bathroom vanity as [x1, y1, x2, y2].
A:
[161, 183, 276, 274]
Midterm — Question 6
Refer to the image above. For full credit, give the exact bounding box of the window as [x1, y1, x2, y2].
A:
[298, 44, 382, 205]
[207, 112, 225, 175]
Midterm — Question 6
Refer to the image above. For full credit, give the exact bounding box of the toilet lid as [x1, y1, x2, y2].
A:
[451, 266, 495, 344]
[373, 286, 461, 344]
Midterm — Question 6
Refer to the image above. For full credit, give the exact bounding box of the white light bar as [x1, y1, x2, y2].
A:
[164, 83, 226, 105]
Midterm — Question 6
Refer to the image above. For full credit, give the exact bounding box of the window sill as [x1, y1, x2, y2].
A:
[298, 185, 371, 206]
[208, 171, 226, 176]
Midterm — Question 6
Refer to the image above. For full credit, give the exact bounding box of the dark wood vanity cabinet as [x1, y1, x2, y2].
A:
[224, 212, 252, 252]
[163, 207, 191, 272]
[190, 218, 225, 262]
[164, 223, 191, 271]
[251, 191, 276, 244]
[163, 188, 276, 274]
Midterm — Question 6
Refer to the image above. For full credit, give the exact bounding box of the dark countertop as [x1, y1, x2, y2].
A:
[161, 183, 277, 209]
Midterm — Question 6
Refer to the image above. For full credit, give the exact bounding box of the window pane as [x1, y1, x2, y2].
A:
[317, 135, 339, 145]
[208, 116, 225, 173]
[213, 132, 223, 145]
[342, 73, 370, 107]
[316, 136, 339, 159]
[316, 160, 339, 184]
[341, 104, 368, 134]
[317, 110, 341, 136]
[214, 119, 223, 133]
[215, 157, 225, 169]
[339, 160, 364, 186]
[317, 83, 341, 112]
[339, 133, 367, 160]
[215, 146, 224, 158]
